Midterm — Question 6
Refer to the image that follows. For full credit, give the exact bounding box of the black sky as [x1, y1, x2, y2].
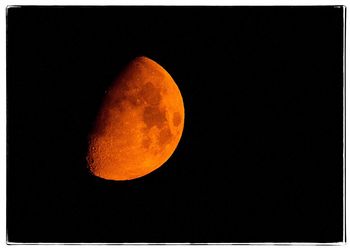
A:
[7, 6, 344, 243]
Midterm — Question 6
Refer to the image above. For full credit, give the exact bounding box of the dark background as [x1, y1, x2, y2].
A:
[7, 6, 344, 243]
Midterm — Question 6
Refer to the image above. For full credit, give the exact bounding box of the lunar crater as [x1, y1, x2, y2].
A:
[143, 105, 167, 129]
[158, 126, 172, 146]
[172, 112, 182, 127]
[142, 137, 151, 149]
[140, 81, 162, 105]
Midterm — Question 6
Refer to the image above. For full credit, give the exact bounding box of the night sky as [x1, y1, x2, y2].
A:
[7, 6, 344, 243]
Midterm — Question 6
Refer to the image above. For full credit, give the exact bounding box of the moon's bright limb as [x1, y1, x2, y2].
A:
[87, 56, 185, 181]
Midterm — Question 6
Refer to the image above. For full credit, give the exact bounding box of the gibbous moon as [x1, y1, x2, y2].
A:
[87, 56, 185, 181]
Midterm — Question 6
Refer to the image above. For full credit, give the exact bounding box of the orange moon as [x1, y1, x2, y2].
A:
[87, 56, 185, 181]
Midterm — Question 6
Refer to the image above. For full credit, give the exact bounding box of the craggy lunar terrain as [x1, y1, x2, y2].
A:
[87, 57, 185, 180]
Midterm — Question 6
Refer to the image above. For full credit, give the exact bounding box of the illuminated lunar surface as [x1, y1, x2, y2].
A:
[87, 56, 185, 181]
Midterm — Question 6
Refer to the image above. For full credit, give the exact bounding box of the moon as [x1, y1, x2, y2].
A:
[87, 56, 185, 181]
